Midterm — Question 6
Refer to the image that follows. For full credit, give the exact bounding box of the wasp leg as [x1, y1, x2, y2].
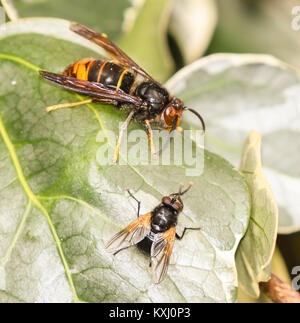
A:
[145, 120, 157, 159]
[176, 227, 201, 240]
[45, 98, 117, 113]
[126, 188, 141, 218]
[114, 110, 135, 162]
[45, 98, 94, 112]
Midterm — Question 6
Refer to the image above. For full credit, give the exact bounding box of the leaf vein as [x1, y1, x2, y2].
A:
[0, 112, 80, 303]
[0, 201, 31, 267]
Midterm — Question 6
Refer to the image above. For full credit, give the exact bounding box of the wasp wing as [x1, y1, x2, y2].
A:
[106, 213, 152, 255]
[70, 23, 156, 82]
[40, 71, 143, 106]
[150, 227, 176, 284]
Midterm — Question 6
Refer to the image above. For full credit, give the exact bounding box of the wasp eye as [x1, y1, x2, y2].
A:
[165, 106, 175, 116]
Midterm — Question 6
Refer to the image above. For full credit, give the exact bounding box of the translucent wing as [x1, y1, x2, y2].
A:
[150, 227, 176, 284]
[106, 213, 152, 255]
[40, 71, 143, 106]
[70, 23, 156, 82]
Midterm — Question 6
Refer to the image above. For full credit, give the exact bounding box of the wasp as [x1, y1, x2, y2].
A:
[106, 183, 200, 284]
[40, 24, 205, 161]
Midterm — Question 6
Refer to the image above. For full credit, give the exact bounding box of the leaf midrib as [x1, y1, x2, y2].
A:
[0, 108, 80, 303]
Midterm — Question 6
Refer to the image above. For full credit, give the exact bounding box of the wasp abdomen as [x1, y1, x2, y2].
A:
[63, 59, 135, 94]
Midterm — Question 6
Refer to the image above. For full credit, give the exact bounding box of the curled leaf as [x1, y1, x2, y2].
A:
[169, 0, 217, 64]
[236, 131, 278, 298]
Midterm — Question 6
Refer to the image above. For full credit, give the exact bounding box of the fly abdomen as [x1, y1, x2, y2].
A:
[137, 236, 153, 256]
[63, 59, 135, 94]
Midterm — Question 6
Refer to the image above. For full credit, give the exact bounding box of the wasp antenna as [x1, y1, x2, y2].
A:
[185, 108, 205, 133]
[154, 115, 178, 155]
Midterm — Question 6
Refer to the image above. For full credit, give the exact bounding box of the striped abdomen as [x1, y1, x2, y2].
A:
[63, 58, 135, 94]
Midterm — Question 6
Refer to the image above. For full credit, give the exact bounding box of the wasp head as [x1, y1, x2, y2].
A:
[161, 97, 206, 134]
[161, 98, 184, 132]
[156, 97, 206, 155]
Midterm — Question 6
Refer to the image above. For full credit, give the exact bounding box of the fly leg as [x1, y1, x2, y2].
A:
[126, 188, 141, 218]
[145, 120, 157, 159]
[176, 227, 201, 240]
[114, 110, 135, 162]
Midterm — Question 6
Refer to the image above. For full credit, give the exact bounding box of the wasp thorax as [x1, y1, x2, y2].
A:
[135, 82, 169, 113]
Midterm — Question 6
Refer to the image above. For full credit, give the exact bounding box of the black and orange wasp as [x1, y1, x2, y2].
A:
[106, 183, 200, 284]
[40, 23, 205, 161]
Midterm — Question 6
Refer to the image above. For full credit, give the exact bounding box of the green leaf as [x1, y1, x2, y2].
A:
[237, 247, 290, 303]
[2, 0, 133, 40]
[235, 131, 278, 298]
[169, 0, 218, 64]
[0, 18, 250, 303]
[166, 54, 300, 234]
[208, 0, 300, 70]
[119, 0, 174, 82]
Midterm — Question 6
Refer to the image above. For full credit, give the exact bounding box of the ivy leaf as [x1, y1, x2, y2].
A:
[169, 0, 218, 65]
[237, 247, 290, 303]
[118, 0, 174, 82]
[0, 18, 250, 303]
[166, 54, 300, 234]
[1, 0, 133, 40]
[208, 0, 300, 70]
[235, 131, 278, 298]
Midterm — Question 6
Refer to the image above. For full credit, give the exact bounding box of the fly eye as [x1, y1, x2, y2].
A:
[162, 196, 183, 211]
[172, 201, 183, 212]
[162, 196, 171, 204]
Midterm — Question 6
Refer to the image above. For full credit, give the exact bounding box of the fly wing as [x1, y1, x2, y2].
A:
[106, 213, 152, 255]
[150, 227, 176, 284]
[39, 71, 143, 106]
[70, 23, 156, 82]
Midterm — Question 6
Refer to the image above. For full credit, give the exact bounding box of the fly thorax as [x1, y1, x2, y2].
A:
[151, 205, 177, 233]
